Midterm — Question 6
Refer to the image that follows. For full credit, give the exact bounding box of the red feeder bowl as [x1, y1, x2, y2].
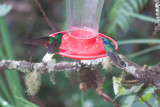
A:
[50, 30, 118, 60]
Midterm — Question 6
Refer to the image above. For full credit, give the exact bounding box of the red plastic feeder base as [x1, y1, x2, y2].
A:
[50, 31, 118, 60]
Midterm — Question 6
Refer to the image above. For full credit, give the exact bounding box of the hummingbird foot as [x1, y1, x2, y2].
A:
[42, 52, 55, 63]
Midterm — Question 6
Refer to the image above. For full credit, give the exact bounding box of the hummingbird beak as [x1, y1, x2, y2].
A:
[95, 37, 102, 40]
[64, 31, 71, 35]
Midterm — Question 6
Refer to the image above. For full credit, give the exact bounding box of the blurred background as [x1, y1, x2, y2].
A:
[0, 0, 160, 107]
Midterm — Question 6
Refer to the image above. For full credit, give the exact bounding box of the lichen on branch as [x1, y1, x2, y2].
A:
[0, 55, 160, 98]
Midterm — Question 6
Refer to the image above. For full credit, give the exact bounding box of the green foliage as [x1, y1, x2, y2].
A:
[15, 96, 39, 107]
[117, 39, 160, 59]
[114, 83, 144, 100]
[139, 86, 156, 103]
[0, 5, 24, 106]
[0, 76, 13, 104]
[107, 0, 149, 35]
[112, 76, 125, 95]
[122, 94, 136, 107]
[120, 11, 157, 23]
[113, 83, 144, 107]
[81, 91, 84, 107]
[155, 94, 160, 107]
[113, 77, 145, 107]
[139, 93, 152, 103]
[117, 39, 160, 45]
[112, 77, 149, 106]
[127, 45, 160, 58]
[0, 94, 13, 107]
[0, 3, 36, 107]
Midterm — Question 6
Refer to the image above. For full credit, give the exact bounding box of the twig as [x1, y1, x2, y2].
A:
[96, 89, 121, 107]
[35, 0, 56, 32]
[136, 93, 152, 107]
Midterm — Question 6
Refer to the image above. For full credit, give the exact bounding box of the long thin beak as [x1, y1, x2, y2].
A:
[95, 37, 102, 40]
[64, 31, 71, 35]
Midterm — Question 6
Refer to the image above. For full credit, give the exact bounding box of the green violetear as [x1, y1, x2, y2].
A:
[101, 37, 126, 68]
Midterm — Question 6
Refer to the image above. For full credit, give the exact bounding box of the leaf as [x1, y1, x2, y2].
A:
[0, 76, 13, 104]
[118, 86, 126, 95]
[155, 93, 160, 107]
[116, 14, 129, 33]
[107, 0, 149, 35]
[122, 2, 134, 12]
[0, 4, 12, 16]
[127, 45, 160, 58]
[120, 10, 158, 23]
[0, 94, 13, 107]
[15, 96, 39, 107]
[128, 0, 139, 12]
[114, 83, 144, 100]
[139, 93, 152, 103]
[139, 86, 156, 103]
[122, 94, 136, 107]
[121, 84, 144, 95]
[143, 86, 157, 94]
[137, 0, 147, 9]
[154, 94, 160, 107]
[112, 76, 125, 95]
[0, 15, 24, 106]
[117, 39, 160, 45]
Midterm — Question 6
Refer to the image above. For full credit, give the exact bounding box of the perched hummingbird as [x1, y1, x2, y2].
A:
[101, 37, 126, 68]
[25, 33, 65, 62]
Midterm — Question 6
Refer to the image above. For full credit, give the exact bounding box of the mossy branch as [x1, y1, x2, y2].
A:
[0, 55, 160, 101]
[0, 56, 159, 91]
[0, 60, 79, 73]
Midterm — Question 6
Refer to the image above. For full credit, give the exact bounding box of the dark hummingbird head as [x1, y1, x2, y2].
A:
[102, 37, 110, 44]
[55, 33, 64, 38]
[55, 31, 71, 39]
[96, 37, 110, 45]
[57, 33, 64, 36]
[101, 37, 110, 44]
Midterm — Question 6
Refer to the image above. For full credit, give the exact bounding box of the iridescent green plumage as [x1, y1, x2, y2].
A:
[101, 37, 126, 68]
[25, 33, 64, 54]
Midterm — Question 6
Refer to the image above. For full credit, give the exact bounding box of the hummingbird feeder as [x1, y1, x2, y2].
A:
[50, 0, 118, 60]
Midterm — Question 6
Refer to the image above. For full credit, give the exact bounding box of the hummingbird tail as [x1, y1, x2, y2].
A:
[113, 61, 123, 68]
[112, 59, 126, 68]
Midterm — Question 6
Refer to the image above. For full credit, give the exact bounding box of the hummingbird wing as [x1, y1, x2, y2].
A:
[25, 37, 54, 46]
[107, 50, 123, 68]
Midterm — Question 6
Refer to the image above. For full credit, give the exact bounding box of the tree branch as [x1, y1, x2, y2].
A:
[119, 54, 160, 98]
[0, 60, 79, 73]
[0, 55, 160, 98]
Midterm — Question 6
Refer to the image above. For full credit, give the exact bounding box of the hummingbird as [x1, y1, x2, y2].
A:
[25, 33, 66, 62]
[101, 37, 126, 68]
